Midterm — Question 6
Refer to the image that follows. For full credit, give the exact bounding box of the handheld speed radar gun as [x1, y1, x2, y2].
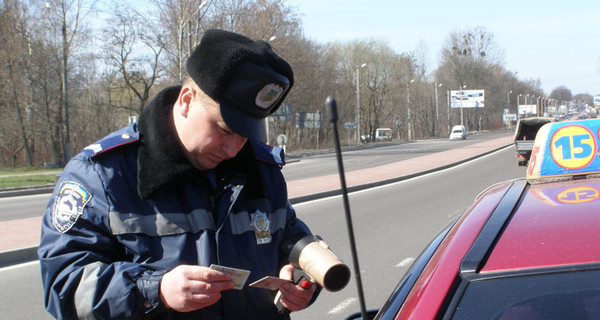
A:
[275, 235, 351, 313]
[289, 235, 351, 292]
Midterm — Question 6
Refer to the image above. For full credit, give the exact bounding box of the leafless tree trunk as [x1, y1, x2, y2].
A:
[1, 1, 34, 166]
[7, 63, 33, 166]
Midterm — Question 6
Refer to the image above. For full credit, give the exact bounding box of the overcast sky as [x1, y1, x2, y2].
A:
[286, 0, 600, 96]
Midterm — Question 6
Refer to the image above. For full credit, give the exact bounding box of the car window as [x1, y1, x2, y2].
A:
[449, 269, 600, 320]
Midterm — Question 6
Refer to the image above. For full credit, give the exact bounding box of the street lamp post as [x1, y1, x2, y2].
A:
[447, 90, 451, 135]
[45, 1, 72, 163]
[459, 85, 467, 126]
[435, 82, 442, 138]
[61, 15, 70, 163]
[355, 63, 367, 145]
[507, 90, 512, 127]
[517, 94, 521, 122]
[407, 79, 415, 140]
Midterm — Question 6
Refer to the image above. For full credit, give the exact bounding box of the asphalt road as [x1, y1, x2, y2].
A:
[0, 142, 522, 319]
[0, 194, 50, 222]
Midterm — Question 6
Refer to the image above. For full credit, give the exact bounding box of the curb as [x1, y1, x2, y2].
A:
[0, 185, 55, 198]
[0, 246, 39, 268]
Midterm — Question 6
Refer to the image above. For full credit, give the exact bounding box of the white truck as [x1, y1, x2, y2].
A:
[514, 117, 552, 166]
[374, 128, 392, 141]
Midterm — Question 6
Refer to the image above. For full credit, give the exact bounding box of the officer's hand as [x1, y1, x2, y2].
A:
[160, 265, 235, 312]
[277, 264, 317, 312]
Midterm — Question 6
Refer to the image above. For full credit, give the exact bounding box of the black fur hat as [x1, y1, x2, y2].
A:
[186, 29, 293, 143]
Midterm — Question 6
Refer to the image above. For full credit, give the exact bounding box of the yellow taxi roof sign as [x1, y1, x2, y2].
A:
[527, 118, 600, 182]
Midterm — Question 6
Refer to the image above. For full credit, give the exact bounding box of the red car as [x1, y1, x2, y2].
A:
[348, 118, 600, 319]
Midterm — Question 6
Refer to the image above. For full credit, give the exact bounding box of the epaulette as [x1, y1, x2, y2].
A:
[82, 125, 140, 158]
[251, 140, 286, 166]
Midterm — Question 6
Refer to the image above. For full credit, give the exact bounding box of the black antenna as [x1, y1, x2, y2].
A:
[326, 96, 367, 319]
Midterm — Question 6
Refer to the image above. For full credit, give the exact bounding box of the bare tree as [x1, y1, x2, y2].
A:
[103, 5, 166, 115]
[550, 86, 573, 102]
[437, 26, 508, 131]
[439, 26, 504, 90]
[273, 37, 337, 149]
[151, 0, 210, 82]
[333, 39, 417, 142]
[0, 1, 35, 166]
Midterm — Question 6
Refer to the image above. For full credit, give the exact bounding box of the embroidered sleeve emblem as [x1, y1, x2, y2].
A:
[52, 182, 92, 233]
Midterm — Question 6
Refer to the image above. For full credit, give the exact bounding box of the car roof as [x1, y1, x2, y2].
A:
[481, 177, 600, 273]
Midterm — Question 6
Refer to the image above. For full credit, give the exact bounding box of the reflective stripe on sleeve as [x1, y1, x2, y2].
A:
[74, 261, 105, 319]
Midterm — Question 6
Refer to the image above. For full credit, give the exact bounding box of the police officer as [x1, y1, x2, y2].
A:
[39, 29, 318, 319]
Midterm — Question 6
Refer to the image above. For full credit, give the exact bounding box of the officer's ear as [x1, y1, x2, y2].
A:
[175, 85, 194, 118]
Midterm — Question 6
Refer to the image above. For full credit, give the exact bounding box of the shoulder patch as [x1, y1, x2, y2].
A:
[52, 182, 92, 233]
[83, 128, 139, 158]
[251, 141, 286, 166]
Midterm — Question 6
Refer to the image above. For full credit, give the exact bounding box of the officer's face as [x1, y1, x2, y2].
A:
[175, 86, 247, 170]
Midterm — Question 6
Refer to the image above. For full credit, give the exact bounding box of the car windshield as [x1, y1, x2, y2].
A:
[450, 268, 600, 319]
[453, 130, 462, 133]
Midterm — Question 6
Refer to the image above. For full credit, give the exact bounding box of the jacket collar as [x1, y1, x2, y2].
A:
[136, 86, 262, 199]
[136, 86, 201, 199]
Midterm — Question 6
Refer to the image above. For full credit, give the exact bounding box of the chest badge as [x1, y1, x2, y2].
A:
[250, 210, 272, 244]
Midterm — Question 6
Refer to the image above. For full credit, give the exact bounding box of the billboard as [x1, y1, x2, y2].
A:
[518, 104, 537, 115]
[450, 90, 485, 108]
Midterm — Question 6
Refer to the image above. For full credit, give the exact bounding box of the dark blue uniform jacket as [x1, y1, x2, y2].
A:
[38, 86, 313, 319]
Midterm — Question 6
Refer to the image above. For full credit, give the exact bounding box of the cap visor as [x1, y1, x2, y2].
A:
[220, 102, 268, 143]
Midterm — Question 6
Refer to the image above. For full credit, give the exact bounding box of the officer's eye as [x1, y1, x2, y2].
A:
[217, 123, 232, 135]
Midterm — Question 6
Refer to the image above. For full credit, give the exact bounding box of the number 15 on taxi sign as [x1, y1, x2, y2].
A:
[550, 124, 597, 170]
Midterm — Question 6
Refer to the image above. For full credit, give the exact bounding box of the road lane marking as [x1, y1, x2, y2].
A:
[396, 257, 415, 268]
[327, 297, 357, 315]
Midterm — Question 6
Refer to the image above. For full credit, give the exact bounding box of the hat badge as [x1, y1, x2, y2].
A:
[256, 83, 283, 109]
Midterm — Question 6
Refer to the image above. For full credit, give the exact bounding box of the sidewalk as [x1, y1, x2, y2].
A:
[0, 135, 513, 267]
